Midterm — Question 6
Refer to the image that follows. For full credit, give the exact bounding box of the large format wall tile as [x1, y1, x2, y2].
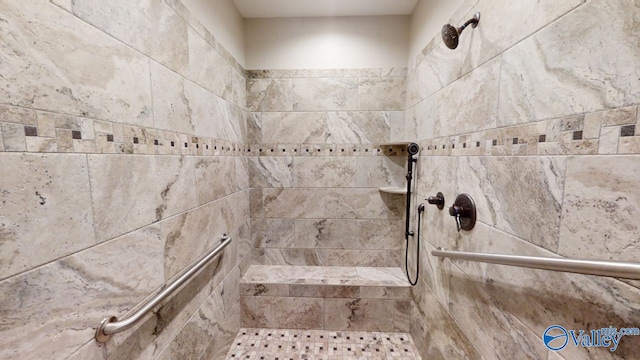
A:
[261, 112, 327, 144]
[457, 156, 565, 251]
[71, 0, 189, 74]
[247, 79, 293, 112]
[0, 226, 164, 360]
[293, 78, 358, 111]
[460, 0, 583, 75]
[434, 56, 501, 137]
[499, 0, 640, 126]
[559, 156, 640, 262]
[0, 153, 94, 280]
[187, 27, 234, 103]
[150, 61, 195, 134]
[326, 111, 394, 144]
[241, 296, 324, 329]
[195, 156, 247, 204]
[0, 1, 153, 126]
[247, 156, 294, 188]
[358, 77, 406, 111]
[88, 155, 197, 242]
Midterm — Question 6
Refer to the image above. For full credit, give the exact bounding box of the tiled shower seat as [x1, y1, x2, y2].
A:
[240, 265, 411, 333]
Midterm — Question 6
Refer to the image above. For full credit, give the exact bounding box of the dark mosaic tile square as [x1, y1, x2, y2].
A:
[171, 141, 175, 147]
[621, 125, 636, 137]
[573, 130, 583, 140]
[476, 141, 480, 147]
[72, 131, 82, 140]
[24, 126, 37, 137]
[538, 134, 546, 143]
[154, 139, 159, 145]
[492, 139, 497, 146]
[133, 137, 139, 144]
[107, 134, 114, 142]
[512, 138, 518, 145]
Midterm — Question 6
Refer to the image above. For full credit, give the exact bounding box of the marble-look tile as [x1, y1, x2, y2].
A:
[261, 112, 327, 144]
[149, 61, 195, 134]
[293, 78, 358, 111]
[199, 301, 241, 360]
[355, 267, 408, 287]
[293, 219, 358, 249]
[598, 126, 620, 154]
[66, 341, 105, 360]
[0, 225, 164, 360]
[241, 265, 359, 286]
[247, 79, 293, 112]
[559, 156, 640, 262]
[0, 1, 153, 126]
[0, 153, 95, 280]
[249, 189, 263, 218]
[195, 156, 246, 204]
[393, 300, 411, 332]
[187, 28, 235, 103]
[435, 56, 500, 137]
[0, 105, 37, 125]
[291, 157, 358, 188]
[324, 298, 395, 331]
[460, 0, 582, 75]
[355, 156, 405, 188]
[240, 283, 289, 297]
[248, 156, 294, 188]
[358, 77, 406, 111]
[88, 155, 197, 242]
[246, 112, 262, 144]
[410, 290, 482, 360]
[251, 218, 296, 248]
[360, 286, 410, 300]
[289, 285, 359, 298]
[356, 219, 404, 250]
[326, 111, 394, 144]
[499, 0, 640, 125]
[0, 123, 26, 151]
[241, 296, 324, 329]
[456, 156, 566, 251]
[263, 188, 403, 220]
[409, 43, 462, 106]
[602, 106, 638, 126]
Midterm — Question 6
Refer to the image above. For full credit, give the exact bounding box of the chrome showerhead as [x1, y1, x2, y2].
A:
[442, 12, 480, 50]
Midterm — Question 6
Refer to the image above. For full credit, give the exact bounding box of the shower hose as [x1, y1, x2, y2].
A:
[405, 204, 424, 286]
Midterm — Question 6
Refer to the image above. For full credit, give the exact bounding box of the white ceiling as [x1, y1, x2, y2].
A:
[233, 0, 419, 18]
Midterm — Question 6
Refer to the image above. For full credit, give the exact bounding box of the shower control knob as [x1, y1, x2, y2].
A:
[427, 192, 445, 210]
[448, 194, 477, 232]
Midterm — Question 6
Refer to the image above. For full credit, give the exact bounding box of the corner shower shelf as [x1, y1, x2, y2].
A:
[378, 186, 407, 195]
[380, 141, 411, 147]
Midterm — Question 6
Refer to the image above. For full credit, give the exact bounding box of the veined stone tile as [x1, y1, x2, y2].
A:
[559, 156, 640, 263]
[1, 123, 26, 152]
[0, 153, 95, 280]
[249, 189, 263, 218]
[460, 0, 582, 75]
[261, 112, 327, 144]
[499, 0, 640, 125]
[200, 302, 241, 360]
[602, 106, 638, 126]
[0, 225, 164, 360]
[291, 157, 358, 188]
[293, 78, 358, 111]
[263, 248, 399, 267]
[66, 341, 105, 360]
[435, 56, 500, 137]
[248, 156, 294, 188]
[88, 155, 197, 242]
[598, 126, 620, 154]
[0, 1, 153, 126]
[150, 61, 195, 134]
[359, 286, 410, 300]
[241, 265, 359, 286]
[241, 296, 324, 329]
[187, 27, 234, 103]
[0, 105, 36, 125]
[246, 113, 262, 144]
[412, 43, 462, 105]
[72, 0, 189, 74]
[195, 156, 244, 204]
[456, 156, 566, 251]
[293, 219, 358, 249]
[326, 111, 394, 144]
[251, 218, 296, 248]
[240, 283, 289, 297]
[324, 298, 395, 331]
[355, 156, 405, 188]
[247, 79, 293, 112]
[355, 220, 404, 250]
[289, 285, 360, 298]
[358, 77, 406, 111]
[355, 267, 408, 287]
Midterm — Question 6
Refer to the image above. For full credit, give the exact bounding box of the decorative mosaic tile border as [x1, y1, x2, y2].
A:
[416, 105, 640, 156]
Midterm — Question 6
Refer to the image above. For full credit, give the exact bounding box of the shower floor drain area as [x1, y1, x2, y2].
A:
[225, 328, 422, 359]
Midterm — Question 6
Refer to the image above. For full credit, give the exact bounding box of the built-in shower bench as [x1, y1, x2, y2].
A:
[240, 265, 411, 332]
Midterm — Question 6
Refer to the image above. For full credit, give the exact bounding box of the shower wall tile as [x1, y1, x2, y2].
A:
[460, 0, 583, 75]
[325, 111, 394, 144]
[0, 225, 164, 360]
[150, 61, 196, 134]
[71, 0, 189, 74]
[261, 248, 400, 267]
[187, 27, 235, 104]
[241, 296, 324, 329]
[0, 1, 153, 126]
[324, 298, 397, 331]
[261, 112, 327, 144]
[293, 78, 358, 111]
[559, 156, 640, 263]
[406, 42, 462, 107]
[456, 156, 566, 251]
[195, 156, 247, 203]
[247, 79, 293, 112]
[0, 153, 95, 280]
[498, 0, 640, 126]
[88, 155, 197, 242]
[358, 77, 406, 111]
[248, 156, 294, 188]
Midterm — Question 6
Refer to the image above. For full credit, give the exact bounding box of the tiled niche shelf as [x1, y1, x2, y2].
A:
[379, 186, 407, 195]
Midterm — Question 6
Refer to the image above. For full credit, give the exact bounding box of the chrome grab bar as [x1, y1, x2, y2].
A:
[432, 248, 640, 280]
[95, 234, 232, 343]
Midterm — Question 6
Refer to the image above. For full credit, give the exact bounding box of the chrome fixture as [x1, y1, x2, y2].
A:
[432, 249, 640, 280]
[449, 194, 476, 231]
[95, 234, 232, 343]
[442, 12, 480, 49]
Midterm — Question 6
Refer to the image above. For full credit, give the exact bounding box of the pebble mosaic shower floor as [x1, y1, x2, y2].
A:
[225, 328, 422, 360]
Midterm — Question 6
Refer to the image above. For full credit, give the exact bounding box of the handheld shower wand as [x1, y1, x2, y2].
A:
[404, 143, 420, 286]
[441, 12, 480, 50]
